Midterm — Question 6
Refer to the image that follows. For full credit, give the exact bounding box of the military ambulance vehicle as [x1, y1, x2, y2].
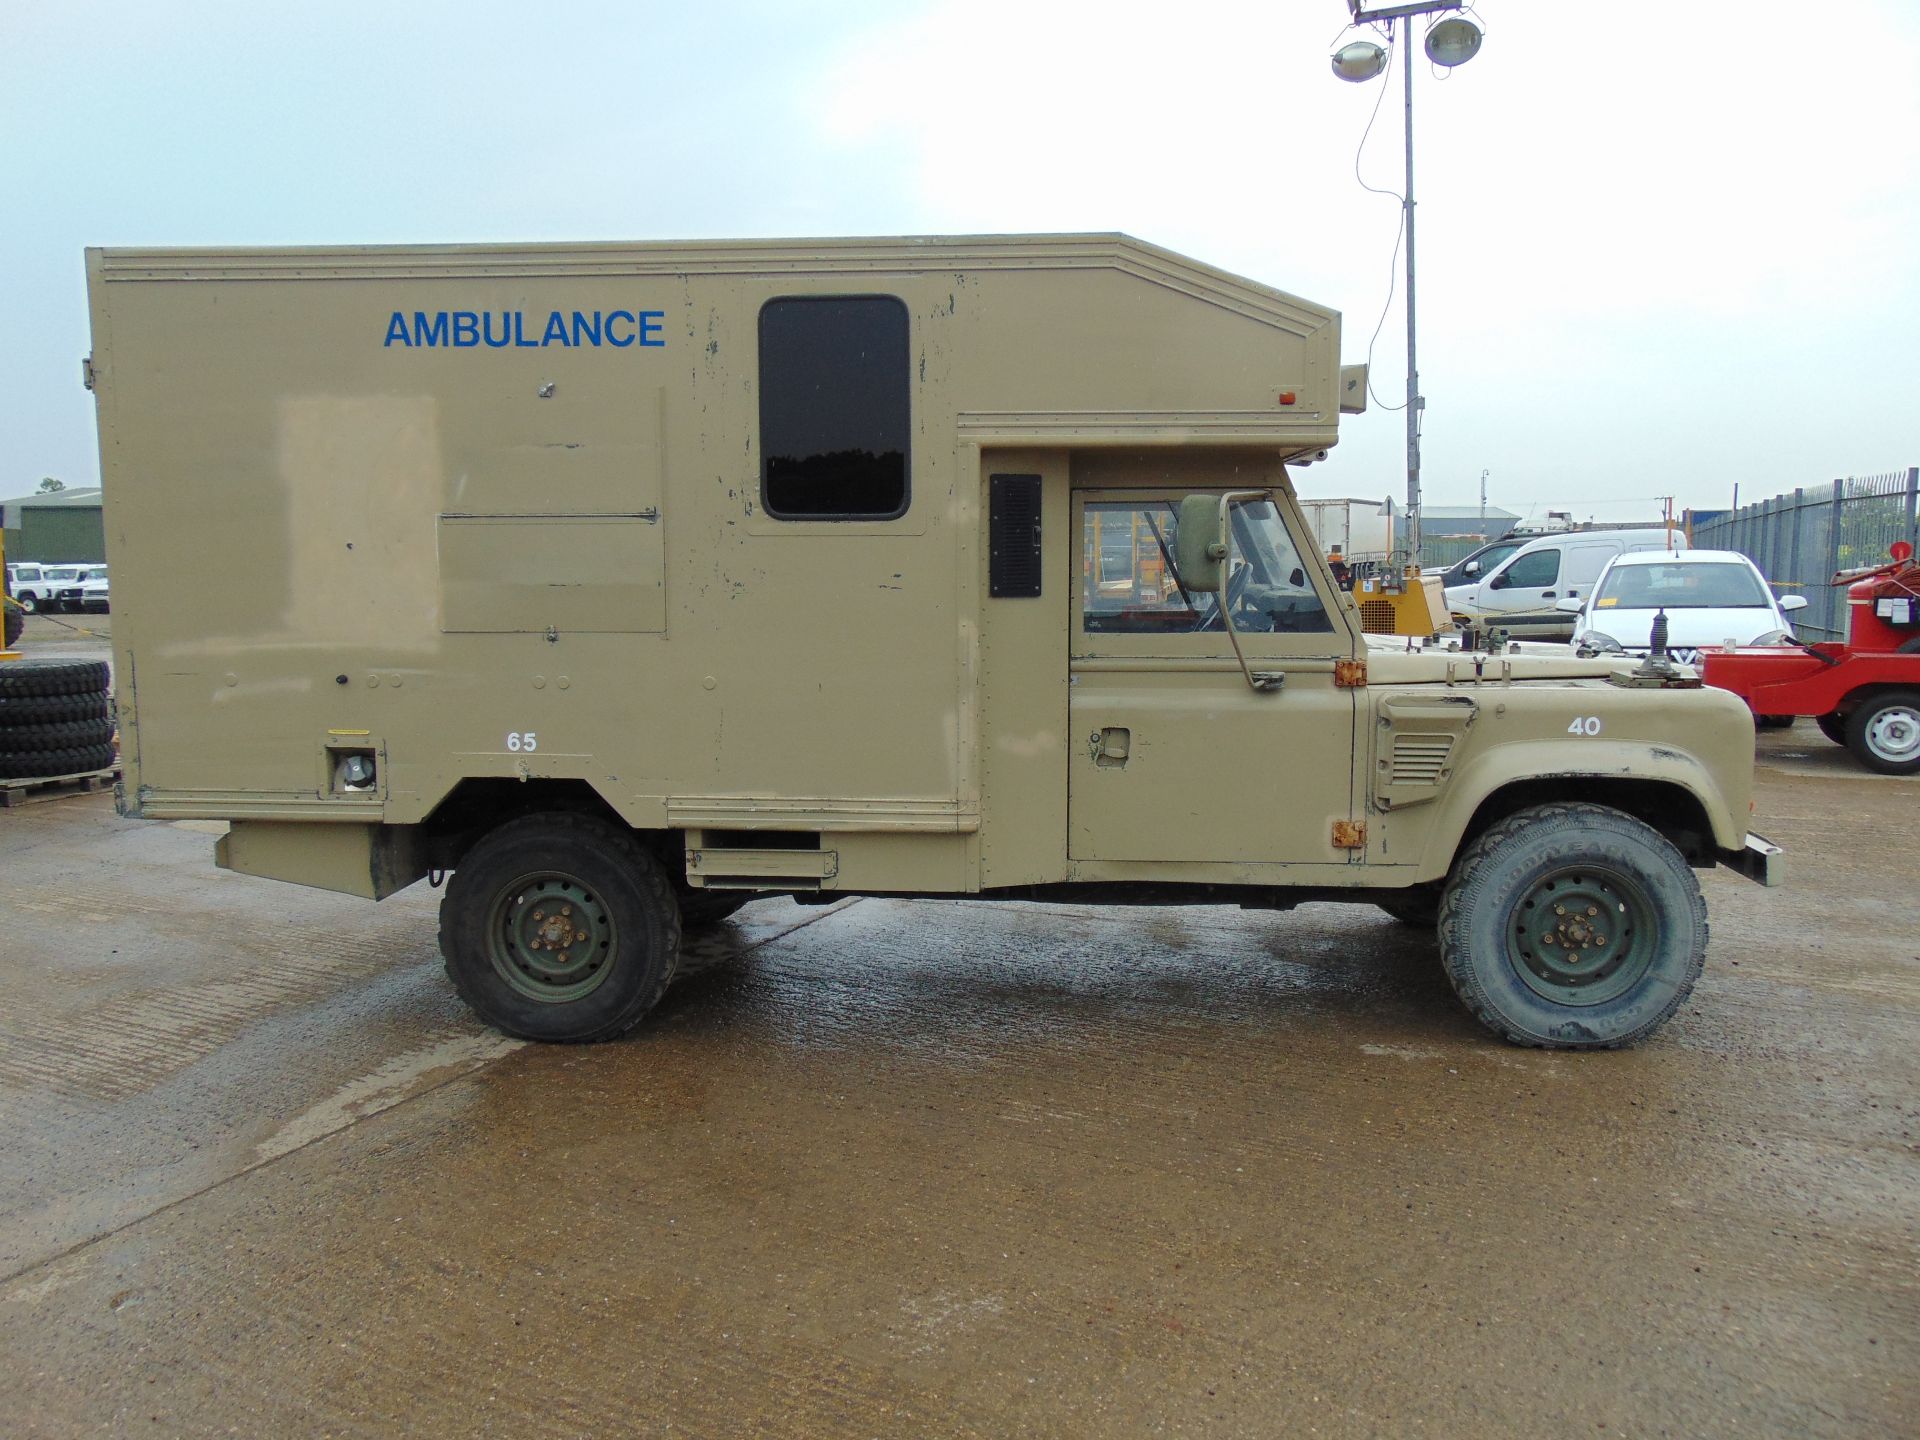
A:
[85, 235, 1779, 1050]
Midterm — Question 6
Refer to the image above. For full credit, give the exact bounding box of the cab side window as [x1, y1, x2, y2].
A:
[759, 295, 910, 521]
[1082, 501, 1204, 631]
[1496, 548, 1560, 589]
[1080, 497, 1332, 635]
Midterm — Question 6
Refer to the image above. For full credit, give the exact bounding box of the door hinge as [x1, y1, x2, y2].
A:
[1335, 658, 1368, 688]
[82, 355, 98, 392]
[1332, 819, 1368, 850]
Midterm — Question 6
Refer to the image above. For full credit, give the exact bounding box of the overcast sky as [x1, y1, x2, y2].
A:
[4, 0, 1915, 523]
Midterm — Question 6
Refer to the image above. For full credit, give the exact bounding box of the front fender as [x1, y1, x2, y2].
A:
[1400, 736, 1749, 884]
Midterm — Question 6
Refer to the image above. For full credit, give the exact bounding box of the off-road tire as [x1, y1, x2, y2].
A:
[16, 594, 37, 615]
[1815, 711, 1848, 746]
[1844, 690, 1920, 775]
[0, 742, 118, 780]
[1755, 714, 1795, 729]
[0, 718, 116, 753]
[678, 892, 754, 928]
[1376, 887, 1441, 930]
[439, 813, 681, 1043]
[2, 604, 20, 649]
[0, 659, 111, 700]
[1437, 802, 1706, 1050]
[0, 693, 112, 726]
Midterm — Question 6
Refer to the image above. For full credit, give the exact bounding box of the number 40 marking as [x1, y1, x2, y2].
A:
[1568, 716, 1603, 736]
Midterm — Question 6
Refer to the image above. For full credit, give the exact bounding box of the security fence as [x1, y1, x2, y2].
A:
[1690, 468, 1919, 640]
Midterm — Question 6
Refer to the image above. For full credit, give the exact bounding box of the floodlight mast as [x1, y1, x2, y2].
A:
[1340, 0, 1468, 571]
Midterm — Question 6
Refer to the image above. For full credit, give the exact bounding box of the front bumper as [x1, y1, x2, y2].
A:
[1721, 832, 1784, 887]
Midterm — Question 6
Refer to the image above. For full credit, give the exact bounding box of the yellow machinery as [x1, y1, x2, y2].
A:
[1351, 566, 1446, 637]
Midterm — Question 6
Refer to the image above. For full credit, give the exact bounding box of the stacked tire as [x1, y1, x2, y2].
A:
[0, 660, 117, 780]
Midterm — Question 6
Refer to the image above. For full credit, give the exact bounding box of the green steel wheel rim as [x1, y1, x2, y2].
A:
[1506, 864, 1657, 1008]
[486, 871, 618, 1004]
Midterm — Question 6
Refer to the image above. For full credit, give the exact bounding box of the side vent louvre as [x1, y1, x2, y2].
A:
[989, 473, 1043, 598]
[1389, 733, 1455, 787]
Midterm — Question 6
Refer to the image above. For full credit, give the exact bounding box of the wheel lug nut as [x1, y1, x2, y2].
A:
[1555, 905, 1565, 915]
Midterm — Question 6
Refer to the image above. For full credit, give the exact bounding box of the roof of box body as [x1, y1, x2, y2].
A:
[89, 233, 1337, 336]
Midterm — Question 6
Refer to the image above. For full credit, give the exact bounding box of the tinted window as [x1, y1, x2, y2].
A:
[759, 296, 909, 520]
[1499, 549, 1561, 589]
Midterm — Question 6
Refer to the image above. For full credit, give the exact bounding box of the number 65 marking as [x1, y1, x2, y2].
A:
[1568, 716, 1603, 736]
[506, 731, 538, 752]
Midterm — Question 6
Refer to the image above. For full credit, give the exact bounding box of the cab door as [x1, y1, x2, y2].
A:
[1068, 489, 1359, 866]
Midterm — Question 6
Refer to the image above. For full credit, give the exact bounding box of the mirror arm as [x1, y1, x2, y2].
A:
[1216, 491, 1285, 693]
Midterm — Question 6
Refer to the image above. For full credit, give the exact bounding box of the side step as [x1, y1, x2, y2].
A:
[686, 846, 839, 890]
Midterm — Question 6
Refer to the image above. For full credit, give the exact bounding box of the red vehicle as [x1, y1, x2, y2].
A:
[1700, 543, 1920, 775]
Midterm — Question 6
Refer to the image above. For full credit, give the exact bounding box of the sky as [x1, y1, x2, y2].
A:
[3, 0, 1916, 524]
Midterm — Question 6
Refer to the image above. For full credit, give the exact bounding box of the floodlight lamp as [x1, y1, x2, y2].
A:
[1424, 16, 1483, 67]
[1331, 40, 1389, 82]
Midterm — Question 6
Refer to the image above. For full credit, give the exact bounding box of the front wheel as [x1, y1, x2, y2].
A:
[1438, 803, 1706, 1049]
[1845, 690, 1920, 775]
[439, 813, 681, 1042]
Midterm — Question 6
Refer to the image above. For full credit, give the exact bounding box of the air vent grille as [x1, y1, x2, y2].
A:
[1390, 733, 1455, 786]
[989, 473, 1043, 598]
[1359, 598, 1397, 634]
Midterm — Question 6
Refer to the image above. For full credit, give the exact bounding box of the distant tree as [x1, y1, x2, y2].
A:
[36, 477, 64, 493]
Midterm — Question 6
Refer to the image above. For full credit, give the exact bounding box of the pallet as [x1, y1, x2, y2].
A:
[0, 766, 120, 808]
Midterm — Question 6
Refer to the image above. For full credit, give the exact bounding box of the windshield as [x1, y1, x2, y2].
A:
[1595, 561, 1770, 610]
[44, 567, 78, 581]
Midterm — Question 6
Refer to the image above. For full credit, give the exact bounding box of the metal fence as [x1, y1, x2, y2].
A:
[1690, 468, 1919, 640]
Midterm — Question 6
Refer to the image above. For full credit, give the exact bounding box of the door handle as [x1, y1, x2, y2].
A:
[1089, 727, 1131, 768]
[1543, 591, 1557, 598]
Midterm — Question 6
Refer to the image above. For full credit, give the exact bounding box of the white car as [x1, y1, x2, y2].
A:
[1560, 550, 1808, 662]
[1445, 528, 1689, 640]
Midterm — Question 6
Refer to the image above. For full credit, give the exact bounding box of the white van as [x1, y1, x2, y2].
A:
[1445, 529, 1688, 639]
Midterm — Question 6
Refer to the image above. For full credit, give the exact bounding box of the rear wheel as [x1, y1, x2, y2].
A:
[1755, 713, 1795, 729]
[439, 814, 681, 1042]
[1844, 691, 1920, 775]
[1438, 803, 1705, 1049]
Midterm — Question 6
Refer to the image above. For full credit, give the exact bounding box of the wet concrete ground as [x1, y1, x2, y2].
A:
[1, 718, 1915, 1437]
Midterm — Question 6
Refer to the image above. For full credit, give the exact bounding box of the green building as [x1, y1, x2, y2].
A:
[1, 487, 106, 565]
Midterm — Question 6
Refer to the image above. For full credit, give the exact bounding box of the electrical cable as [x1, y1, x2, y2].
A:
[1, 594, 110, 641]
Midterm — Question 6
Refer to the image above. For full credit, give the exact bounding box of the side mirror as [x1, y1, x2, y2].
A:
[1462, 560, 1480, 576]
[1778, 594, 1809, 612]
[1176, 494, 1228, 592]
[1555, 596, 1584, 613]
[1488, 569, 1508, 591]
